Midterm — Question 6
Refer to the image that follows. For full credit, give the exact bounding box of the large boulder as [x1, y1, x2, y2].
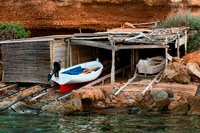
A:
[163, 61, 191, 84]
[172, 102, 189, 115]
[137, 90, 171, 111]
[42, 98, 82, 115]
[70, 87, 105, 101]
[187, 95, 200, 115]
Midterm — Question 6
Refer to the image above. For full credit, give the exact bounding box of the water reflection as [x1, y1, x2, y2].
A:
[0, 110, 200, 133]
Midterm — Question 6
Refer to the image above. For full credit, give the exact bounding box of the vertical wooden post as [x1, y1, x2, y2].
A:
[135, 49, 139, 64]
[77, 46, 80, 64]
[165, 48, 168, 67]
[70, 44, 72, 67]
[184, 31, 188, 54]
[131, 49, 135, 75]
[67, 39, 70, 67]
[50, 40, 54, 70]
[177, 34, 180, 58]
[165, 37, 168, 67]
[111, 39, 115, 83]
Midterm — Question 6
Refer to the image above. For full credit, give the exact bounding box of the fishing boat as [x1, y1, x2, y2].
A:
[51, 59, 103, 94]
[137, 56, 165, 74]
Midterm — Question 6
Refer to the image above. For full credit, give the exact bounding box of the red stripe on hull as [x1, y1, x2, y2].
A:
[60, 81, 92, 94]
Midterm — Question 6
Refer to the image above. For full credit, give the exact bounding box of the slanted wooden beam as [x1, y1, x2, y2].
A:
[114, 71, 138, 96]
[117, 44, 169, 49]
[142, 70, 163, 95]
[87, 65, 129, 86]
[70, 40, 117, 51]
[0, 84, 18, 92]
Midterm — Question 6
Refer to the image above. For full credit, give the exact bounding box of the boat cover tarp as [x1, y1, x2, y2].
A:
[62, 66, 83, 75]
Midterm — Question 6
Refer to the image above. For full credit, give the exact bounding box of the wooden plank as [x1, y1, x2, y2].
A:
[0, 38, 54, 44]
[70, 40, 117, 51]
[0, 84, 18, 92]
[87, 65, 130, 86]
[117, 44, 169, 49]
[178, 35, 186, 46]
[72, 36, 108, 40]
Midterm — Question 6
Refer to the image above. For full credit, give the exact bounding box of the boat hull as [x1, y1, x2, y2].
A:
[51, 60, 103, 93]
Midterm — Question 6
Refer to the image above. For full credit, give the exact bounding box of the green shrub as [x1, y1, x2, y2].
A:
[0, 22, 31, 41]
[156, 10, 200, 52]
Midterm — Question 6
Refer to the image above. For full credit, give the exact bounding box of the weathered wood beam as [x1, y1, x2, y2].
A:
[142, 70, 163, 95]
[72, 36, 108, 40]
[0, 84, 18, 92]
[117, 44, 169, 49]
[70, 40, 117, 50]
[87, 65, 130, 86]
[114, 70, 138, 96]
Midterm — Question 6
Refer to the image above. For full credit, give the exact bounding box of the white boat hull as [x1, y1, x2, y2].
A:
[51, 60, 103, 85]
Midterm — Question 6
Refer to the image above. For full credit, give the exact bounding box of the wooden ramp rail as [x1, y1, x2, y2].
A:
[0, 84, 18, 92]
[114, 69, 138, 96]
[113, 68, 164, 96]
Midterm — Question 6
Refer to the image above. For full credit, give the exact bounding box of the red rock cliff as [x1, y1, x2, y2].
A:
[0, 0, 199, 36]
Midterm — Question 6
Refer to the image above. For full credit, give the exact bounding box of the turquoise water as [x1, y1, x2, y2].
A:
[0, 109, 200, 133]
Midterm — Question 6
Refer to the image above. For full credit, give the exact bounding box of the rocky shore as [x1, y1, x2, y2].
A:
[0, 50, 200, 116]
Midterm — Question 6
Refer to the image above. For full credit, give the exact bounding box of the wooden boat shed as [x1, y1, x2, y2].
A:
[0, 25, 189, 84]
[67, 26, 189, 83]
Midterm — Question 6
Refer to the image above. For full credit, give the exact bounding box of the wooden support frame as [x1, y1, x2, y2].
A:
[131, 50, 135, 74]
[111, 39, 116, 83]
[142, 70, 163, 95]
[117, 44, 169, 49]
[185, 31, 188, 54]
[67, 39, 70, 67]
[177, 34, 180, 58]
[70, 40, 118, 51]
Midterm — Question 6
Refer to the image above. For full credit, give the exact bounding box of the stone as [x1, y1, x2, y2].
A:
[172, 102, 189, 115]
[163, 62, 191, 84]
[187, 95, 200, 115]
[70, 87, 105, 101]
[42, 98, 82, 115]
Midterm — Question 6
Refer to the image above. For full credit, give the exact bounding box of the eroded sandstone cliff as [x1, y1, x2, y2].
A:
[0, 0, 199, 36]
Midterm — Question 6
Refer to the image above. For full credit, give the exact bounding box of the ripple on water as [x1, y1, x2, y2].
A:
[0, 110, 200, 133]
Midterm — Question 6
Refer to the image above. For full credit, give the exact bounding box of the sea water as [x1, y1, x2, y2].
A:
[0, 109, 200, 133]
